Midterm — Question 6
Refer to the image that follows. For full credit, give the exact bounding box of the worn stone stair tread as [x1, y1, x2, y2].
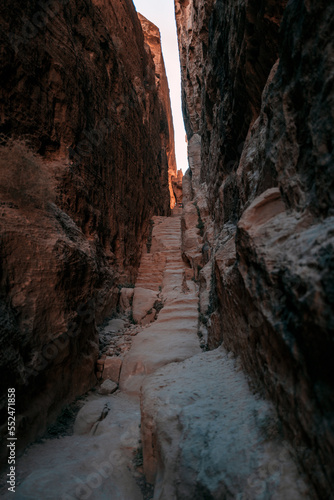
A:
[121, 213, 201, 395]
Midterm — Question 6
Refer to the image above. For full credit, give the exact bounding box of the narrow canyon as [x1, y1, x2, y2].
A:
[0, 0, 333, 499]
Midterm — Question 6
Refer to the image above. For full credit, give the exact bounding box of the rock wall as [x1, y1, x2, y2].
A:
[0, 0, 172, 461]
[175, 0, 334, 496]
[138, 13, 178, 209]
[172, 169, 183, 205]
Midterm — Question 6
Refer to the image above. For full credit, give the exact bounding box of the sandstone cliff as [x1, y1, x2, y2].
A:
[138, 13, 178, 209]
[0, 0, 172, 460]
[172, 168, 183, 205]
[175, 0, 334, 497]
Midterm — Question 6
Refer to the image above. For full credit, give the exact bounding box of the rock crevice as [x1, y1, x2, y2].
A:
[0, 0, 174, 459]
[175, 0, 334, 497]
[138, 12, 178, 209]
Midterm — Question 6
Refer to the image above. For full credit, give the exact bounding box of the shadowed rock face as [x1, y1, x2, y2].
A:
[172, 169, 183, 205]
[0, 0, 172, 459]
[138, 12, 178, 209]
[175, 0, 334, 496]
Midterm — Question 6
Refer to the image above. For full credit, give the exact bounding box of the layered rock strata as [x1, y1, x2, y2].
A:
[175, 0, 334, 496]
[138, 13, 178, 209]
[0, 0, 173, 460]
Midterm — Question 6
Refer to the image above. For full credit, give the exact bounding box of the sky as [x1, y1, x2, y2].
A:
[133, 0, 188, 173]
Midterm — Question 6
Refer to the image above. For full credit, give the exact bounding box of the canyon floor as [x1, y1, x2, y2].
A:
[0, 210, 310, 499]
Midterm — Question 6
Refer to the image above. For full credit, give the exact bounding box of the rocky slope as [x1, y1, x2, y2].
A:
[0, 0, 173, 461]
[175, 0, 334, 497]
[138, 13, 178, 209]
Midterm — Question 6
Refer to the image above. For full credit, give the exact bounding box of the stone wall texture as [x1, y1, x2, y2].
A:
[0, 0, 172, 460]
[138, 12, 178, 209]
[175, 0, 334, 497]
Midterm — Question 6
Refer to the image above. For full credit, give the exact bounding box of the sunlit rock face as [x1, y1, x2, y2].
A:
[0, 0, 171, 459]
[172, 169, 183, 205]
[138, 12, 178, 209]
[175, 0, 334, 496]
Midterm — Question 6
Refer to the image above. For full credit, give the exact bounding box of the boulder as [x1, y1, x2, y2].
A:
[132, 287, 159, 324]
[74, 400, 111, 435]
[104, 318, 126, 334]
[98, 380, 118, 396]
[119, 288, 134, 313]
[103, 357, 123, 384]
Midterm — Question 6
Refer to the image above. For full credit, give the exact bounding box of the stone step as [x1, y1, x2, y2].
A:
[137, 268, 162, 272]
[120, 212, 200, 396]
[137, 276, 162, 280]
[136, 285, 161, 288]
[162, 304, 198, 313]
[137, 268, 160, 272]
[137, 270, 162, 275]
[137, 269, 162, 274]
[153, 233, 180, 236]
[137, 266, 163, 270]
[136, 281, 162, 286]
[135, 285, 160, 291]
[157, 312, 198, 323]
[137, 270, 162, 274]
[135, 281, 161, 286]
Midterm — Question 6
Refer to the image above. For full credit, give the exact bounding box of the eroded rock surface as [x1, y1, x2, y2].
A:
[141, 349, 309, 499]
[0, 392, 143, 500]
[172, 169, 183, 205]
[0, 0, 173, 460]
[175, 0, 334, 496]
[138, 13, 178, 209]
[0, 208, 202, 499]
[0, 205, 315, 499]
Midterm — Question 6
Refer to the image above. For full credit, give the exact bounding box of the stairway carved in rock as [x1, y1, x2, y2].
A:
[120, 210, 201, 394]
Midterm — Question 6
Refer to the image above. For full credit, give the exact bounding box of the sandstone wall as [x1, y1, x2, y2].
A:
[172, 169, 183, 204]
[138, 13, 178, 209]
[0, 0, 172, 460]
[175, 0, 334, 496]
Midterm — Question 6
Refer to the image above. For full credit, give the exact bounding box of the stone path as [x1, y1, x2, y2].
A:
[0, 209, 310, 499]
[1, 210, 201, 500]
[120, 211, 201, 394]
